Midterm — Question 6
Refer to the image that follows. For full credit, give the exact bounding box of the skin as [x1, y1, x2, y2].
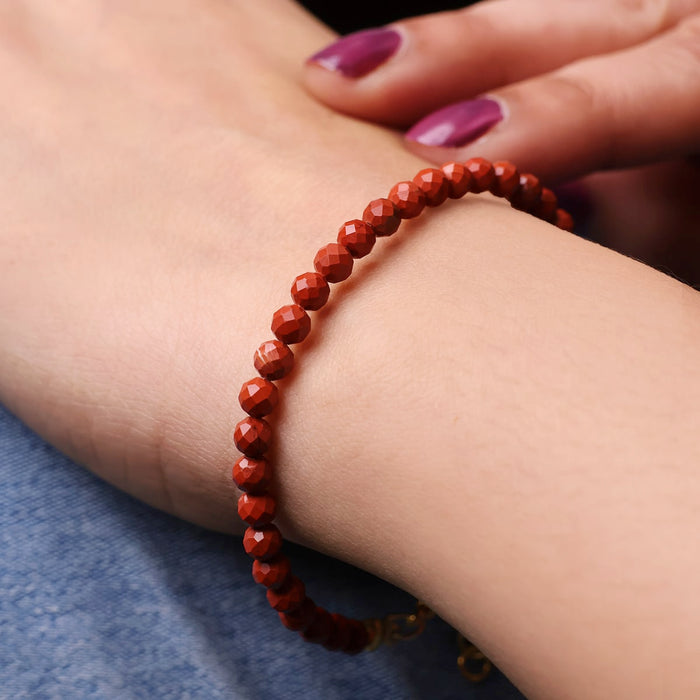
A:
[303, 0, 700, 282]
[1, 1, 700, 697]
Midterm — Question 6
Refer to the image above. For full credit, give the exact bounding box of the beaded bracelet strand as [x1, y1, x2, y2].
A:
[232, 157, 574, 663]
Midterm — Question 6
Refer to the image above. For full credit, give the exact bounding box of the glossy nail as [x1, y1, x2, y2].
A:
[307, 28, 401, 79]
[405, 98, 503, 147]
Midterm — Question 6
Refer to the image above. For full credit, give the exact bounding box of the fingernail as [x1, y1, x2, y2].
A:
[307, 28, 402, 79]
[405, 98, 503, 147]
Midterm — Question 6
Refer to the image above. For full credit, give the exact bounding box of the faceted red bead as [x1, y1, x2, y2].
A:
[252, 555, 291, 589]
[464, 157, 495, 192]
[279, 597, 317, 632]
[234, 416, 272, 457]
[342, 620, 370, 654]
[511, 172, 542, 211]
[323, 613, 353, 651]
[291, 272, 330, 311]
[267, 575, 306, 612]
[238, 377, 279, 418]
[441, 161, 472, 199]
[243, 525, 282, 560]
[254, 339, 294, 381]
[301, 607, 333, 645]
[413, 168, 449, 207]
[238, 493, 277, 526]
[314, 243, 354, 283]
[388, 181, 426, 219]
[490, 161, 520, 199]
[337, 220, 376, 259]
[534, 187, 558, 222]
[271, 304, 311, 345]
[362, 198, 400, 237]
[555, 208, 574, 232]
[232, 456, 272, 493]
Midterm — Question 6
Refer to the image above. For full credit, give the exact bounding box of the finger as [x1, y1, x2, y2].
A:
[302, 0, 699, 126]
[401, 14, 700, 184]
[583, 160, 700, 284]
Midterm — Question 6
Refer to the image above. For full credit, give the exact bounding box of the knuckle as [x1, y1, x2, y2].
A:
[673, 13, 700, 64]
[535, 71, 618, 169]
[613, 0, 673, 31]
[613, 0, 668, 18]
[538, 72, 602, 112]
[411, 7, 495, 47]
[614, 0, 664, 11]
[404, 7, 511, 86]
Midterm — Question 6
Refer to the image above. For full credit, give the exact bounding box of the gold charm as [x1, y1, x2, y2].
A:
[457, 634, 493, 682]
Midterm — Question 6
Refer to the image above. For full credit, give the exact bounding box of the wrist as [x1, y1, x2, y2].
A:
[265, 191, 700, 695]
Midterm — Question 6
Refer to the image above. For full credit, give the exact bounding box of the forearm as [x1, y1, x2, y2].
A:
[273, 198, 700, 698]
[6, 153, 697, 696]
[0, 0, 696, 689]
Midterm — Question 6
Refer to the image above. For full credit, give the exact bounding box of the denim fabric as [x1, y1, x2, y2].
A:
[0, 404, 524, 699]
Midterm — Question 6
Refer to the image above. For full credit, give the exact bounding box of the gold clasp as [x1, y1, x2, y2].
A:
[363, 601, 435, 651]
[364, 604, 493, 685]
[456, 634, 493, 683]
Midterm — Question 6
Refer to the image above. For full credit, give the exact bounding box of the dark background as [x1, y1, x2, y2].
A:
[299, 1, 471, 34]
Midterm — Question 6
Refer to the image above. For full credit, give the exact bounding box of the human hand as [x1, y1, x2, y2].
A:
[303, 0, 700, 281]
[0, 0, 431, 533]
[5, 7, 700, 692]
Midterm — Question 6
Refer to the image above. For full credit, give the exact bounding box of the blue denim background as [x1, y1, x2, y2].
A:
[0, 404, 525, 699]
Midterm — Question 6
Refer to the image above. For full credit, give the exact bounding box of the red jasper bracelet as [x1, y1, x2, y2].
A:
[233, 158, 574, 657]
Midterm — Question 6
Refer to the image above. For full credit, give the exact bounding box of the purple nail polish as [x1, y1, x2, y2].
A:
[308, 28, 401, 79]
[405, 98, 503, 147]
